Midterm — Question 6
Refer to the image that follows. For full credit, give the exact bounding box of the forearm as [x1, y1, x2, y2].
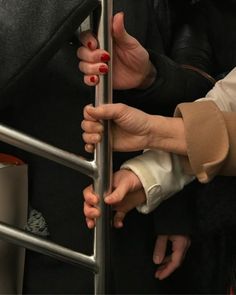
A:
[146, 115, 187, 155]
[146, 68, 236, 177]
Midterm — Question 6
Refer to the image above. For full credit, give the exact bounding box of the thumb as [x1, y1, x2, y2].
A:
[112, 12, 135, 47]
[104, 183, 129, 205]
[85, 103, 124, 121]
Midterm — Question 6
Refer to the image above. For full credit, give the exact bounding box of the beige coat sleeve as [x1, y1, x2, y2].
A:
[175, 67, 236, 182]
[175, 101, 236, 182]
[121, 68, 236, 212]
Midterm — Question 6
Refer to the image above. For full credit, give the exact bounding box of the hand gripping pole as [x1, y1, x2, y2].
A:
[0, 1, 113, 294]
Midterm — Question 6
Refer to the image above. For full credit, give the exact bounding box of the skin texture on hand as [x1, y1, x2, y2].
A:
[81, 103, 187, 155]
[82, 103, 154, 153]
[78, 12, 157, 90]
[79, 11, 189, 282]
[83, 171, 190, 280]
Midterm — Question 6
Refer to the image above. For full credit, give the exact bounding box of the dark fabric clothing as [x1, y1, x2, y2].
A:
[0, 44, 95, 293]
[0, 0, 98, 104]
[0, 0, 235, 294]
[151, 1, 236, 293]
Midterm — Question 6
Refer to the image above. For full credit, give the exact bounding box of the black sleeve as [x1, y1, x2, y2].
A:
[114, 3, 214, 115]
[114, 51, 214, 115]
[0, 0, 98, 106]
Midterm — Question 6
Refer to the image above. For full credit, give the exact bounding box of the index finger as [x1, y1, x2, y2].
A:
[83, 104, 97, 121]
[79, 30, 98, 50]
[83, 184, 99, 205]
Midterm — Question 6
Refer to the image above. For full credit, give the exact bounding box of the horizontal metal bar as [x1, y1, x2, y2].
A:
[0, 222, 98, 273]
[0, 124, 97, 178]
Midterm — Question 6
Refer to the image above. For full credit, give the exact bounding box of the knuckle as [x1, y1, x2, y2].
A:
[112, 191, 122, 202]
[79, 30, 90, 43]
[117, 103, 126, 111]
[83, 192, 89, 202]
[86, 63, 94, 75]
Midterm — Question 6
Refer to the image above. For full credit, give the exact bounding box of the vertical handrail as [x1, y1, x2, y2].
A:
[93, 0, 113, 294]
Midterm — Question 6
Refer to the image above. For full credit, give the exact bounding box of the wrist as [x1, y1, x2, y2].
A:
[137, 60, 157, 89]
[147, 115, 187, 155]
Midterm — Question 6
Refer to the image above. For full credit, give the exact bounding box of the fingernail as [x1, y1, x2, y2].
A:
[104, 196, 111, 203]
[101, 53, 110, 62]
[99, 65, 108, 74]
[90, 76, 96, 83]
[87, 41, 92, 50]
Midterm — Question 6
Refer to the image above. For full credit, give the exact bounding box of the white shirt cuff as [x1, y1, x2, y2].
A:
[121, 150, 194, 214]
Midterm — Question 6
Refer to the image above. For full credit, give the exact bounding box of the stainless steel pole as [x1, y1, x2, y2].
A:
[93, 0, 113, 294]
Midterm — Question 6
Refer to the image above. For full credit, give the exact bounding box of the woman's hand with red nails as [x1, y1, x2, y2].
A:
[77, 12, 156, 89]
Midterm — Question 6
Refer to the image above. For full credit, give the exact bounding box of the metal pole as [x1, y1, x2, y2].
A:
[0, 222, 98, 273]
[0, 124, 97, 178]
[93, 0, 113, 294]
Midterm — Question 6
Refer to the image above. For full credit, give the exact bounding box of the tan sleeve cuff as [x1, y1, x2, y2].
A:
[174, 101, 229, 183]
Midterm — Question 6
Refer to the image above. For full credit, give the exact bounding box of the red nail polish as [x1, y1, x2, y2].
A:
[99, 65, 108, 74]
[101, 53, 110, 62]
[87, 41, 92, 50]
[90, 76, 96, 83]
